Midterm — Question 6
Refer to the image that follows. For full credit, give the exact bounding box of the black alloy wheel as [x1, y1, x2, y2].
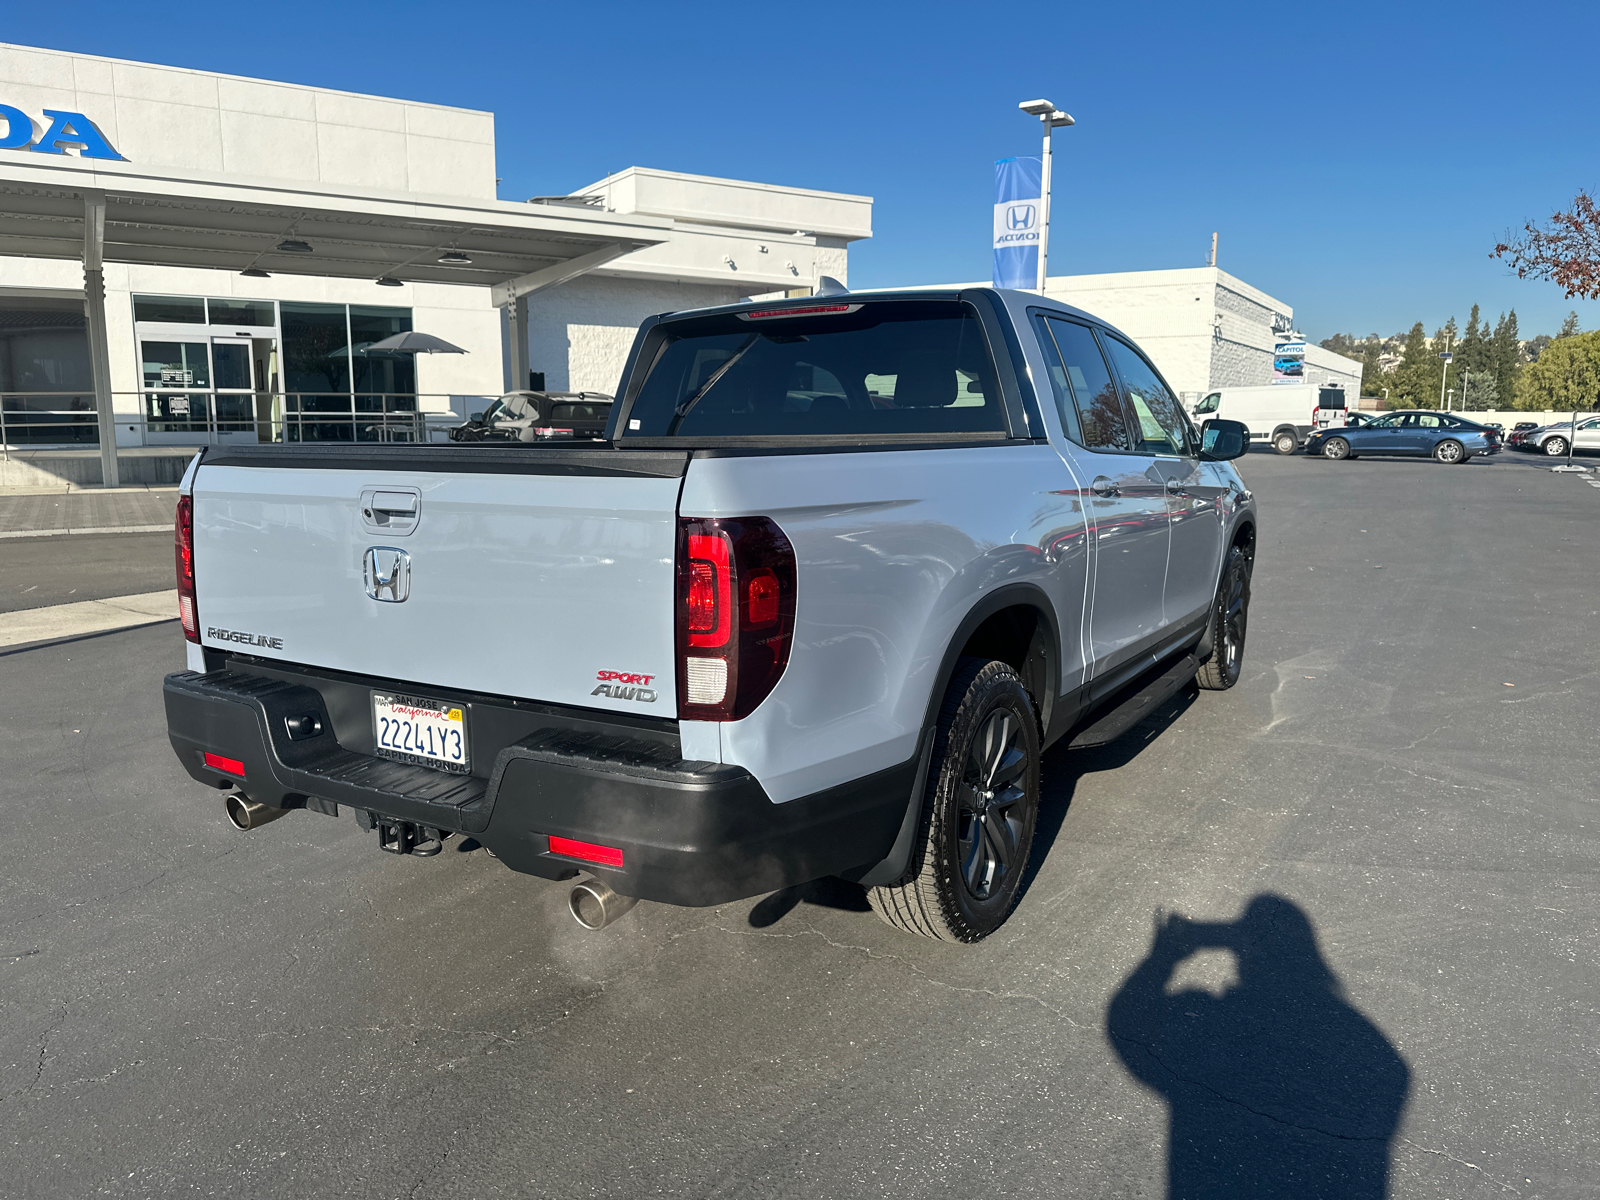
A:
[1322, 437, 1351, 460]
[955, 708, 1030, 901]
[868, 658, 1041, 943]
[1198, 545, 1252, 691]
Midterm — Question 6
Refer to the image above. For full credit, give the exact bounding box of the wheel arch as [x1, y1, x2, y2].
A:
[923, 583, 1062, 740]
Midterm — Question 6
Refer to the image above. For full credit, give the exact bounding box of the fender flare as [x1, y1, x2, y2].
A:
[852, 581, 1063, 888]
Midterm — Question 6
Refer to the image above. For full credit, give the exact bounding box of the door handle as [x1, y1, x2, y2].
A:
[1091, 477, 1118, 497]
[1164, 478, 1186, 496]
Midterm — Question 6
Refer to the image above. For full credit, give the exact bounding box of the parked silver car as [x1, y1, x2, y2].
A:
[1515, 416, 1600, 457]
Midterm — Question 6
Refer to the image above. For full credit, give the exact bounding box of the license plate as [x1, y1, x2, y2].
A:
[371, 692, 469, 773]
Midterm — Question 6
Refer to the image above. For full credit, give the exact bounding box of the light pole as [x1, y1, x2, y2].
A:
[1438, 343, 1453, 411]
[1018, 99, 1074, 293]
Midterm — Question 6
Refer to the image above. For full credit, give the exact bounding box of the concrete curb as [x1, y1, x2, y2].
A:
[1, 590, 179, 648]
[0, 524, 173, 540]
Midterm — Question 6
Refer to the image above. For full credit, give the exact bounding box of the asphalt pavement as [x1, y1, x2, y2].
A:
[0, 531, 173, 612]
[2, 450, 1596, 1198]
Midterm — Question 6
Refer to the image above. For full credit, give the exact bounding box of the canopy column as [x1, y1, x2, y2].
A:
[82, 189, 119, 488]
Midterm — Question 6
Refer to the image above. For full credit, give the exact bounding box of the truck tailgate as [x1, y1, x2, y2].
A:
[191, 449, 685, 716]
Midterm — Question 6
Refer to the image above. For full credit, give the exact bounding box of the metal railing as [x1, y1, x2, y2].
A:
[1, 392, 496, 459]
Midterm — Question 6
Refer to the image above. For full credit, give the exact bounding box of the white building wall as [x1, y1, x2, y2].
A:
[527, 275, 748, 394]
[1303, 343, 1362, 397]
[1041, 268, 1221, 396]
[0, 42, 497, 198]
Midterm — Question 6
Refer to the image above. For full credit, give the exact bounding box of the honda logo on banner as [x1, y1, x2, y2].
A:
[993, 156, 1042, 289]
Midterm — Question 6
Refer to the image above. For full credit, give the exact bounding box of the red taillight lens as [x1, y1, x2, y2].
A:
[203, 751, 244, 777]
[676, 516, 796, 721]
[685, 533, 731, 647]
[548, 834, 624, 868]
[175, 495, 199, 644]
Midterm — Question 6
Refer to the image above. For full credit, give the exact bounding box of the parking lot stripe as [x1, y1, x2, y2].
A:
[0, 590, 177, 648]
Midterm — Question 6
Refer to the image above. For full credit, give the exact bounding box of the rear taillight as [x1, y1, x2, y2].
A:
[175, 494, 199, 644]
[676, 516, 796, 721]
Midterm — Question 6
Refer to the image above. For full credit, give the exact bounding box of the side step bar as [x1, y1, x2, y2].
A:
[1067, 654, 1198, 750]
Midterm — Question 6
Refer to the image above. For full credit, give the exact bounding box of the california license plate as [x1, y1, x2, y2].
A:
[371, 693, 469, 773]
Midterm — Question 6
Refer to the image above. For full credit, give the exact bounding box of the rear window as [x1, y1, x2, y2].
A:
[621, 300, 1006, 438]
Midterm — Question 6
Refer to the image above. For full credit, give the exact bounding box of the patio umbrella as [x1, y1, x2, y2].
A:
[362, 331, 469, 354]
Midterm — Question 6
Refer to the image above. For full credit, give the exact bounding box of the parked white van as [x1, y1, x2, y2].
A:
[1187, 385, 1348, 454]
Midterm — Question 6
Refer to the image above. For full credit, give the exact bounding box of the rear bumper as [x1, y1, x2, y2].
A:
[164, 669, 908, 907]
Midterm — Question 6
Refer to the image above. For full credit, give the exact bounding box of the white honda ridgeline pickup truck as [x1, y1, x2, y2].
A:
[164, 286, 1256, 943]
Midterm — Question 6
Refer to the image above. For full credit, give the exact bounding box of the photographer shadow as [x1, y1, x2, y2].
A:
[1107, 894, 1410, 1199]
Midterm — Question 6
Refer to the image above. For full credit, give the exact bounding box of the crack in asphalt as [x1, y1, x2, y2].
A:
[1401, 1137, 1523, 1194]
[6, 1004, 67, 1104]
[1107, 1028, 1390, 1145]
[717, 919, 1086, 1028]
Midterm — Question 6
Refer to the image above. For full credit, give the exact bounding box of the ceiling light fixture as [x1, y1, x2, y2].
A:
[276, 239, 313, 254]
[239, 267, 271, 279]
[375, 276, 404, 287]
[437, 250, 472, 265]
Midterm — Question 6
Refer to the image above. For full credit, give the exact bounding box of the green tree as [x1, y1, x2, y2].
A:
[1458, 304, 1491, 376]
[1392, 322, 1438, 407]
[1491, 310, 1522, 406]
[1558, 310, 1582, 339]
[1458, 372, 1500, 410]
[1518, 330, 1600, 411]
[1525, 334, 1552, 362]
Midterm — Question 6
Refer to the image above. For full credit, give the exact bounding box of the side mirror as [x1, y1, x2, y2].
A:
[469, 412, 484, 423]
[1199, 418, 1249, 461]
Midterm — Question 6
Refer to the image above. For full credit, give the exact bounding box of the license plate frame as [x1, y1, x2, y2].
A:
[371, 692, 469, 774]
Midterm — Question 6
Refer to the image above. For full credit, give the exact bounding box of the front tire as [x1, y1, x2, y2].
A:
[1322, 437, 1351, 461]
[1197, 545, 1252, 691]
[1544, 436, 1569, 457]
[868, 659, 1041, 943]
[1434, 438, 1465, 464]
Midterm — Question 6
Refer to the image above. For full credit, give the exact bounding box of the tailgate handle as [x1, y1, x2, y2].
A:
[360, 487, 421, 534]
[371, 491, 417, 515]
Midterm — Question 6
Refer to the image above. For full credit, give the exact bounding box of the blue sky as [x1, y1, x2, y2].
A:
[11, 0, 1599, 341]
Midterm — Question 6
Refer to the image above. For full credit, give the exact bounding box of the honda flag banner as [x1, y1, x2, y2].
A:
[993, 156, 1043, 289]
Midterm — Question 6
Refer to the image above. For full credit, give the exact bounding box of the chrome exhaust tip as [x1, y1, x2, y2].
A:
[568, 879, 638, 930]
[225, 793, 290, 831]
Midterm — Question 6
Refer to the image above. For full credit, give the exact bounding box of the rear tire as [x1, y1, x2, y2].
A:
[1434, 439, 1465, 464]
[1197, 546, 1251, 691]
[1322, 437, 1351, 461]
[868, 659, 1041, 943]
[1273, 430, 1298, 455]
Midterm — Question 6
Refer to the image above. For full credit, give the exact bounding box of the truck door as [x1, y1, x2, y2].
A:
[1101, 334, 1227, 630]
[1036, 316, 1170, 677]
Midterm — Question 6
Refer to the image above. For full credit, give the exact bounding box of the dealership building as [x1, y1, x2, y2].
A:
[1, 41, 1355, 487]
[930, 266, 1362, 404]
[0, 42, 871, 484]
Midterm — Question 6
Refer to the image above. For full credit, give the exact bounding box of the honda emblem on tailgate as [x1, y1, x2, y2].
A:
[364, 547, 411, 603]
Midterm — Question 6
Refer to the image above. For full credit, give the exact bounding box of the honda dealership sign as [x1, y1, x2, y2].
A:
[992, 156, 1042, 289]
[0, 104, 124, 160]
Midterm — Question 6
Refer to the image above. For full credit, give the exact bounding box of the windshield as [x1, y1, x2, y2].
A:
[621, 300, 1006, 438]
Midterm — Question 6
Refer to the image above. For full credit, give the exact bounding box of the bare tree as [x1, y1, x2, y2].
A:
[1493, 192, 1600, 300]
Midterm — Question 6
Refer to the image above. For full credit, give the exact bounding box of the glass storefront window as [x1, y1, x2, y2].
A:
[350, 306, 416, 434]
[141, 342, 212, 389]
[133, 295, 206, 324]
[208, 298, 276, 327]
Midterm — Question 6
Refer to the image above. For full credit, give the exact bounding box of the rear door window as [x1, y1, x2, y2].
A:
[1039, 317, 1131, 452]
[622, 300, 1006, 438]
[1101, 336, 1191, 457]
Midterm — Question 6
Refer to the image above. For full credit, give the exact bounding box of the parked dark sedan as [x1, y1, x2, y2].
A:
[1304, 410, 1499, 464]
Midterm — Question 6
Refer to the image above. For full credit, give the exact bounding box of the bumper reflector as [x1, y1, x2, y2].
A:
[203, 751, 245, 777]
[548, 834, 624, 868]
